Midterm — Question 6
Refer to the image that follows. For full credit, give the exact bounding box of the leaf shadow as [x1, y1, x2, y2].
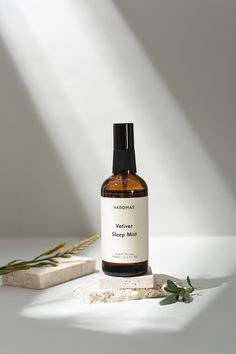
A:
[181, 274, 236, 291]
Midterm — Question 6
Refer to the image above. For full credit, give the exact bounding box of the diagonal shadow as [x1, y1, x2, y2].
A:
[0, 35, 93, 239]
[184, 274, 236, 290]
[112, 0, 236, 199]
[1, 270, 235, 354]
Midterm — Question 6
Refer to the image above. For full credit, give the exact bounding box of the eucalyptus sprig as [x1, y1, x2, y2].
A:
[0, 234, 100, 276]
[160, 276, 197, 305]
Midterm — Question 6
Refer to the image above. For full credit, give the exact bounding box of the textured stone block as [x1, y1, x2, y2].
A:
[73, 274, 183, 304]
[2, 256, 96, 289]
[99, 267, 154, 289]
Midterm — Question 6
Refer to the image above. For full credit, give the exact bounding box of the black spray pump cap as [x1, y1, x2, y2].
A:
[112, 123, 137, 173]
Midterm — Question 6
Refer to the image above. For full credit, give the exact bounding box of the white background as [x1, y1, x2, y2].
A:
[0, 0, 236, 238]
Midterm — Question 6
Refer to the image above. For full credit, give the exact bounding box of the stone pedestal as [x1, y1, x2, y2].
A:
[99, 267, 154, 289]
[2, 256, 96, 289]
[74, 272, 183, 304]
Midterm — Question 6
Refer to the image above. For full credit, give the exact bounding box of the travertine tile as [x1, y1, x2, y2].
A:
[99, 267, 154, 289]
[2, 256, 95, 289]
[74, 274, 183, 304]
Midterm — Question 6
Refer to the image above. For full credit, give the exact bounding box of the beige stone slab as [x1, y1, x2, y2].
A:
[73, 273, 183, 304]
[2, 256, 96, 289]
[99, 266, 154, 289]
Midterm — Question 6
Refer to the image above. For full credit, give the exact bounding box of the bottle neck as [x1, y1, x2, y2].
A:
[112, 149, 136, 174]
[113, 170, 135, 175]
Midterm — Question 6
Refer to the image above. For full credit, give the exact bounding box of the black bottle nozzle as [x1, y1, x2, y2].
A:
[112, 123, 136, 174]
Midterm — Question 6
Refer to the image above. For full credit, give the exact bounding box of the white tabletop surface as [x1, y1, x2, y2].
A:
[0, 236, 235, 354]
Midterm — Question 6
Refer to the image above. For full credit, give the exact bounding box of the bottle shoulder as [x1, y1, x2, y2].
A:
[101, 173, 148, 197]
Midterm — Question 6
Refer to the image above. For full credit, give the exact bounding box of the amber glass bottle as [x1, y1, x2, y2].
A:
[101, 123, 148, 277]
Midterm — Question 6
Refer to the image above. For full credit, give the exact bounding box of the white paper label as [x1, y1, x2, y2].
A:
[101, 196, 148, 263]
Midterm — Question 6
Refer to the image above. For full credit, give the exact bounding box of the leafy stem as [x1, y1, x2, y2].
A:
[0, 234, 100, 276]
[160, 276, 199, 305]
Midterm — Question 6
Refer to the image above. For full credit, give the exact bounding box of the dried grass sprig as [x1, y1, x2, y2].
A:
[0, 234, 100, 276]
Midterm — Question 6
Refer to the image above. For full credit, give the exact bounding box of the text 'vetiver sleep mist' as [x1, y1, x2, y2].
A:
[101, 123, 148, 277]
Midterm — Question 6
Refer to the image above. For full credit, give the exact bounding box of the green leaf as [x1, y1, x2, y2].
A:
[185, 287, 194, 295]
[160, 294, 178, 305]
[178, 288, 186, 296]
[159, 276, 198, 306]
[5, 259, 23, 266]
[183, 292, 193, 303]
[166, 280, 179, 293]
[164, 286, 175, 294]
[187, 276, 194, 289]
